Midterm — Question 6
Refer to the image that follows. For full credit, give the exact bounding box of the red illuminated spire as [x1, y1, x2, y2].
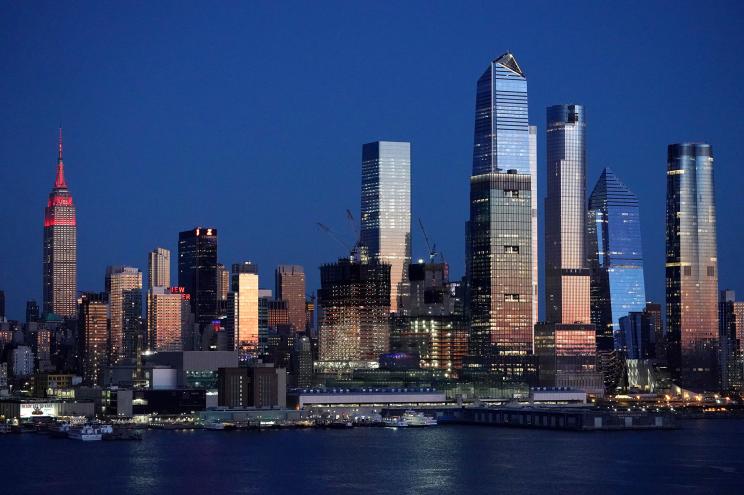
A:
[54, 127, 67, 189]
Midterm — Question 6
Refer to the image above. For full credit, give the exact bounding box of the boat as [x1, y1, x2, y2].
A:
[68, 424, 112, 441]
[204, 420, 227, 431]
[402, 410, 438, 427]
[49, 422, 72, 438]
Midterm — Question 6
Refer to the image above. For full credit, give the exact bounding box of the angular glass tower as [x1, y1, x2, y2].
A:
[666, 143, 719, 392]
[43, 129, 77, 318]
[360, 141, 411, 313]
[545, 104, 591, 325]
[178, 227, 218, 334]
[587, 168, 647, 352]
[467, 53, 534, 360]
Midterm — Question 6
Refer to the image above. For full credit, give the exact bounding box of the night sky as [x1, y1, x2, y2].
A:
[1, 1, 743, 320]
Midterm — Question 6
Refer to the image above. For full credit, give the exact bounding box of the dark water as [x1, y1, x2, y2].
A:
[2, 420, 743, 494]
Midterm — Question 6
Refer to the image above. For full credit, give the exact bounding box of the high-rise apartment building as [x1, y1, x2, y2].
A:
[105, 266, 143, 363]
[147, 287, 191, 352]
[275, 265, 306, 331]
[360, 141, 411, 313]
[318, 257, 390, 365]
[226, 262, 259, 357]
[466, 53, 535, 365]
[43, 129, 77, 318]
[178, 228, 218, 335]
[666, 143, 719, 392]
[78, 292, 109, 386]
[587, 168, 647, 351]
[148, 247, 171, 289]
[545, 104, 590, 325]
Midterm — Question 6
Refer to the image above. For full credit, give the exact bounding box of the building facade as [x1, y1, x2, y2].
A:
[318, 257, 391, 365]
[466, 53, 536, 369]
[719, 290, 744, 392]
[665, 143, 719, 392]
[105, 266, 143, 363]
[534, 322, 603, 395]
[148, 247, 171, 289]
[147, 287, 191, 352]
[43, 129, 77, 318]
[227, 262, 259, 358]
[587, 168, 647, 351]
[78, 292, 109, 386]
[275, 265, 307, 331]
[545, 104, 590, 325]
[178, 228, 218, 338]
[360, 141, 411, 313]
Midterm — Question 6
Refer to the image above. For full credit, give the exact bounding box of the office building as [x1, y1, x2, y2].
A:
[11, 346, 34, 377]
[105, 266, 143, 363]
[720, 290, 744, 392]
[178, 227, 218, 341]
[148, 247, 171, 289]
[275, 265, 307, 331]
[587, 168, 647, 351]
[147, 287, 192, 352]
[217, 365, 287, 409]
[666, 143, 719, 391]
[226, 262, 259, 357]
[318, 257, 390, 366]
[216, 263, 229, 301]
[545, 104, 590, 325]
[360, 141, 411, 313]
[466, 53, 535, 369]
[43, 129, 77, 318]
[534, 322, 604, 395]
[26, 300, 40, 324]
[78, 292, 109, 386]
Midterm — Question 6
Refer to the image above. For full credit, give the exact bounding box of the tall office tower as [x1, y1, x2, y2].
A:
[467, 53, 535, 367]
[529, 125, 539, 328]
[226, 262, 259, 357]
[545, 104, 590, 325]
[587, 168, 647, 351]
[391, 261, 469, 378]
[719, 290, 744, 392]
[78, 292, 109, 386]
[147, 287, 191, 352]
[360, 141, 411, 313]
[666, 143, 719, 392]
[25, 300, 40, 323]
[105, 266, 143, 363]
[305, 296, 316, 335]
[216, 263, 229, 301]
[317, 257, 390, 366]
[43, 129, 77, 318]
[258, 289, 272, 354]
[275, 265, 307, 331]
[148, 247, 170, 289]
[534, 322, 604, 395]
[178, 228, 218, 338]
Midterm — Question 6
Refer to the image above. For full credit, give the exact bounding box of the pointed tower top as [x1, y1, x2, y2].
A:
[493, 52, 524, 77]
[54, 127, 67, 189]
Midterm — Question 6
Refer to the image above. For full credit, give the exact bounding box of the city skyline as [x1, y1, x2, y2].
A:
[1, 3, 743, 325]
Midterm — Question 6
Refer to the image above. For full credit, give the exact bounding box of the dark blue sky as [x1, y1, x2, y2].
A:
[1, 1, 743, 320]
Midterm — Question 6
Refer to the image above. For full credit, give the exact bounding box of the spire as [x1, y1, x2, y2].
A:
[54, 127, 67, 189]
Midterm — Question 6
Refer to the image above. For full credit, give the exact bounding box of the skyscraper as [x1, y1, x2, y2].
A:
[545, 104, 590, 325]
[587, 168, 647, 351]
[147, 287, 191, 352]
[43, 128, 77, 318]
[78, 292, 109, 386]
[318, 257, 390, 365]
[105, 266, 143, 363]
[178, 227, 218, 335]
[719, 289, 744, 392]
[360, 141, 411, 313]
[216, 263, 229, 301]
[148, 247, 171, 289]
[666, 143, 719, 392]
[275, 265, 307, 331]
[226, 262, 259, 358]
[466, 53, 535, 364]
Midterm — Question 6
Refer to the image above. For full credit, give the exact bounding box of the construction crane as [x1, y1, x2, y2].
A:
[418, 217, 444, 263]
[316, 222, 351, 253]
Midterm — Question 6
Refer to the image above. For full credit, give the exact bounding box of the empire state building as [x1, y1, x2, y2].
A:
[43, 129, 77, 318]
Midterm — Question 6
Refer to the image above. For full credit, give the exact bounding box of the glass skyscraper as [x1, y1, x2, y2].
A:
[360, 141, 411, 313]
[666, 143, 719, 392]
[545, 104, 590, 325]
[587, 167, 647, 352]
[467, 53, 534, 362]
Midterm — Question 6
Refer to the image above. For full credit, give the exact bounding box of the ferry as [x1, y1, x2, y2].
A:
[68, 424, 113, 441]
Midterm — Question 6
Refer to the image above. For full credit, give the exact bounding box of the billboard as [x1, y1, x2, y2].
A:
[20, 403, 56, 418]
